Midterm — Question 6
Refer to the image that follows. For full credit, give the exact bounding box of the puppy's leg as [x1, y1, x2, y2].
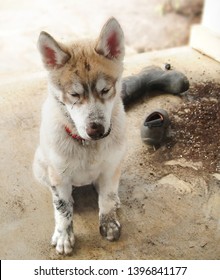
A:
[49, 169, 74, 255]
[34, 152, 74, 254]
[96, 166, 121, 241]
[33, 147, 50, 187]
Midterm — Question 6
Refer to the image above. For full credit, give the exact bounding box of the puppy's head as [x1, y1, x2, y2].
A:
[38, 17, 124, 140]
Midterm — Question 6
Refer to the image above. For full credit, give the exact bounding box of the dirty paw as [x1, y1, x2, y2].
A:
[100, 219, 121, 241]
[51, 227, 75, 255]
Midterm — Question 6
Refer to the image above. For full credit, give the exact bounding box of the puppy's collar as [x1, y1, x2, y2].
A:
[65, 126, 85, 145]
[54, 96, 85, 145]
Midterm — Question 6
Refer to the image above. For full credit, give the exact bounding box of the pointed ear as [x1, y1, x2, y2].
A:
[37, 31, 70, 70]
[95, 17, 125, 60]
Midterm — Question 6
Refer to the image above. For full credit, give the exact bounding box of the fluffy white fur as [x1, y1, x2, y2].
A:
[33, 17, 126, 255]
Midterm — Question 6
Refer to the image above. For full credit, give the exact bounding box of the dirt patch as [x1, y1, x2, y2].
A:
[152, 82, 220, 173]
[118, 78, 220, 260]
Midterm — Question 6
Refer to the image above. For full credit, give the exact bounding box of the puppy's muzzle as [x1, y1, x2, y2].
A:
[86, 123, 111, 140]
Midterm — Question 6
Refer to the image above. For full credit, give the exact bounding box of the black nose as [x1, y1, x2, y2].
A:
[86, 122, 105, 140]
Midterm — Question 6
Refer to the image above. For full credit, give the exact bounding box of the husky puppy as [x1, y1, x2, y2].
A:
[33, 17, 126, 255]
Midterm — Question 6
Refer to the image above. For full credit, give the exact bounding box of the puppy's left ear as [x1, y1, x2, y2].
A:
[95, 17, 125, 61]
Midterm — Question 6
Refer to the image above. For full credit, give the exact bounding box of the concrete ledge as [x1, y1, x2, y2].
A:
[190, 24, 220, 63]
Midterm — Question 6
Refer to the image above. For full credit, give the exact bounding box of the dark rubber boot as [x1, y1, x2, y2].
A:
[121, 66, 189, 106]
[140, 109, 170, 146]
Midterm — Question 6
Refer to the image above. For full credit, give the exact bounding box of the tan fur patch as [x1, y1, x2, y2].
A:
[50, 39, 123, 105]
[113, 164, 122, 185]
[48, 166, 61, 186]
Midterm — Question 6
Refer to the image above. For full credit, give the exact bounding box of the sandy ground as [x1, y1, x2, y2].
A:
[1, 0, 220, 260]
[0, 46, 220, 259]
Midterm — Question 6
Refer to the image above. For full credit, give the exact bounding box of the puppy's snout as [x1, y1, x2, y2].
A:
[86, 122, 105, 140]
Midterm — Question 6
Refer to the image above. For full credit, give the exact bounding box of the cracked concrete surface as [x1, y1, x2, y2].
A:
[0, 46, 220, 259]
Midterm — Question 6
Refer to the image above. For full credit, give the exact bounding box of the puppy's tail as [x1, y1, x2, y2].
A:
[121, 65, 189, 107]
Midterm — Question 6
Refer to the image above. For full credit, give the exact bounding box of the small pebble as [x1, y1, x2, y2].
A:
[164, 63, 171, 70]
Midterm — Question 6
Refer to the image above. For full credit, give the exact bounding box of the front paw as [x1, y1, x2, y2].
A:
[51, 226, 75, 255]
[100, 218, 121, 241]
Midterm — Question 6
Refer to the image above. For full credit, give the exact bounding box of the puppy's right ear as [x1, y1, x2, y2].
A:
[37, 31, 70, 70]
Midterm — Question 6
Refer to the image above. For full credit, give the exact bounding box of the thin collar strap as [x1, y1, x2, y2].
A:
[65, 125, 85, 145]
[53, 96, 85, 144]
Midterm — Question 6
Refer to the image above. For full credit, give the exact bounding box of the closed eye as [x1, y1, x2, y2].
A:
[101, 87, 111, 95]
[68, 92, 80, 105]
[70, 93, 80, 98]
